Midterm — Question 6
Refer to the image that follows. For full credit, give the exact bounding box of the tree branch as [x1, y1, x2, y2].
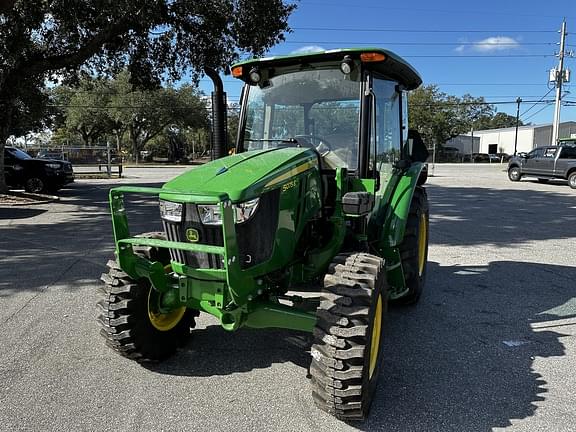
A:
[22, 18, 137, 78]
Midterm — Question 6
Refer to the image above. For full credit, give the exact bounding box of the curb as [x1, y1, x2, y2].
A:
[1, 191, 60, 206]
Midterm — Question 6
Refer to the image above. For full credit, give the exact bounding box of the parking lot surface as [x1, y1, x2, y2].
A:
[1, 164, 575, 432]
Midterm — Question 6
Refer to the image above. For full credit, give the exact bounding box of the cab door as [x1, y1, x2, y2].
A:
[538, 147, 558, 176]
[522, 148, 544, 176]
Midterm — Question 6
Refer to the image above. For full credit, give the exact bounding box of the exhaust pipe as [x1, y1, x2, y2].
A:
[204, 67, 228, 160]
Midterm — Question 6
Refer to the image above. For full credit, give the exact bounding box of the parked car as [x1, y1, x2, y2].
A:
[488, 154, 500, 162]
[36, 149, 66, 161]
[507, 143, 576, 188]
[4, 146, 74, 193]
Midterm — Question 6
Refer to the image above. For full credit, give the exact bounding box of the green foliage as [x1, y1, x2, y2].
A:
[52, 72, 209, 161]
[408, 85, 495, 147]
[473, 112, 524, 130]
[0, 0, 296, 191]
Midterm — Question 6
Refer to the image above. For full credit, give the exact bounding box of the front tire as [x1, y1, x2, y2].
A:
[508, 166, 521, 182]
[24, 177, 46, 193]
[97, 233, 197, 362]
[310, 253, 387, 421]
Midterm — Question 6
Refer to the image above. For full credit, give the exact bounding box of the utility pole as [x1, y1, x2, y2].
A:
[514, 97, 522, 156]
[551, 20, 567, 145]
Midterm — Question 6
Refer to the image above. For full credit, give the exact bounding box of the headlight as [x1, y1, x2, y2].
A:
[198, 198, 260, 225]
[159, 200, 183, 222]
[45, 163, 61, 169]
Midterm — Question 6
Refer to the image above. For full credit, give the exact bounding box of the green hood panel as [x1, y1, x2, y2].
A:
[162, 148, 318, 202]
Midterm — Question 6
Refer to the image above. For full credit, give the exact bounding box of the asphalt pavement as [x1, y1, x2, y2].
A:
[1, 164, 575, 432]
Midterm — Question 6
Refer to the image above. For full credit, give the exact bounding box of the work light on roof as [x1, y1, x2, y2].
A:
[340, 55, 354, 75]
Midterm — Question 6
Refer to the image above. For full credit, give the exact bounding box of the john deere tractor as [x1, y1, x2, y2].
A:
[98, 48, 429, 420]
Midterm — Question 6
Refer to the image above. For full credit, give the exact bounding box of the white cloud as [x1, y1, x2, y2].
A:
[454, 36, 521, 53]
[291, 45, 325, 54]
[473, 36, 520, 52]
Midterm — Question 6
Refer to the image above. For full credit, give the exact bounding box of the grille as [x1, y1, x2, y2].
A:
[163, 189, 280, 270]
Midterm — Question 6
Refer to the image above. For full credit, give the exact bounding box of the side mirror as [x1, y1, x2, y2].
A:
[407, 129, 429, 163]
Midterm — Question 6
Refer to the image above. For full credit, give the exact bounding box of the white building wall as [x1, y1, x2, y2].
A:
[477, 129, 534, 155]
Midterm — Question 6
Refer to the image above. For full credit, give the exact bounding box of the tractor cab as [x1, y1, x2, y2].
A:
[231, 48, 422, 183]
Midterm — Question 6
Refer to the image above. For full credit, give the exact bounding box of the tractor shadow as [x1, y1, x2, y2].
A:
[362, 260, 575, 432]
[147, 324, 313, 376]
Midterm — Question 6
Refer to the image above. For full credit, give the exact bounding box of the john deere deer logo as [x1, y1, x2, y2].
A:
[186, 228, 199, 242]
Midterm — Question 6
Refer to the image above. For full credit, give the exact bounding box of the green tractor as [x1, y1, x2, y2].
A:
[98, 48, 429, 420]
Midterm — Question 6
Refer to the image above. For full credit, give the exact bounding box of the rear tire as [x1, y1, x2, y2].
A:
[97, 232, 197, 362]
[310, 253, 387, 421]
[508, 167, 521, 182]
[395, 186, 429, 305]
[568, 172, 576, 189]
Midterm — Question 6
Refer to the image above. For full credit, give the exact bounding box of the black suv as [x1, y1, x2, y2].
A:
[4, 147, 74, 193]
[507, 141, 576, 189]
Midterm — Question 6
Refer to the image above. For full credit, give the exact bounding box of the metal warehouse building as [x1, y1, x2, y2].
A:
[462, 121, 576, 155]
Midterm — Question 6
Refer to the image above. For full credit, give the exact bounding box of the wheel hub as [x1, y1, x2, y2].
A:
[147, 289, 186, 331]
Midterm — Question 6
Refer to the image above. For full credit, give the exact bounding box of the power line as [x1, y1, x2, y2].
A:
[523, 103, 555, 122]
[300, 3, 572, 19]
[412, 99, 555, 107]
[292, 26, 558, 33]
[405, 54, 554, 58]
[434, 83, 551, 86]
[520, 88, 555, 117]
[284, 41, 554, 46]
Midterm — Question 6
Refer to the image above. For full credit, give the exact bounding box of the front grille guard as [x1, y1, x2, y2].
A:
[109, 186, 251, 305]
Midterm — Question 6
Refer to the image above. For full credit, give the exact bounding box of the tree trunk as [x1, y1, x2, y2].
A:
[115, 132, 122, 154]
[0, 106, 14, 194]
[129, 128, 139, 164]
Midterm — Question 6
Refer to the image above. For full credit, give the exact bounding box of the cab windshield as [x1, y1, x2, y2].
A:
[242, 68, 361, 169]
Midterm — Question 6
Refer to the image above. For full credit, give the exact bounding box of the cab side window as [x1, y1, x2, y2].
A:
[528, 148, 544, 158]
[559, 146, 576, 159]
[543, 148, 557, 158]
[370, 78, 401, 173]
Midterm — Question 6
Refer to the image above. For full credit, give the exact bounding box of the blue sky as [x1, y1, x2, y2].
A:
[199, 0, 575, 127]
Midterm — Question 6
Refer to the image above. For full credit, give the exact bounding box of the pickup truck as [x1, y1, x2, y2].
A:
[507, 140, 576, 189]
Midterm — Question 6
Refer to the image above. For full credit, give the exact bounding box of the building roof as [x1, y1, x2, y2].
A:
[470, 121, 576, 135]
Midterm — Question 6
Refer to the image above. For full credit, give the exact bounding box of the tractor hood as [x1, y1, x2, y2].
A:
[162, 147, 318, 202]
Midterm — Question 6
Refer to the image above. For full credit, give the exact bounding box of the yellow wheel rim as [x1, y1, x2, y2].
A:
[417, 212, 428, 277]
[368, 294, 383, 379]
[148, 289, 186, 332]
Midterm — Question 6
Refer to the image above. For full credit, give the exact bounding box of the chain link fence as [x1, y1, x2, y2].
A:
[24, 143, 123, 177]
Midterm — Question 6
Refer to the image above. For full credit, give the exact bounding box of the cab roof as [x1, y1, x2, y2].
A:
[232, 48, 422, 90]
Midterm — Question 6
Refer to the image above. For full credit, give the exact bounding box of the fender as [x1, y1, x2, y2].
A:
[380, 162, 424, 249]
[366, 162, 423, 297]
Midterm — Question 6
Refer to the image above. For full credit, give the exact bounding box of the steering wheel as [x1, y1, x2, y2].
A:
[294, 134, 333, 152]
